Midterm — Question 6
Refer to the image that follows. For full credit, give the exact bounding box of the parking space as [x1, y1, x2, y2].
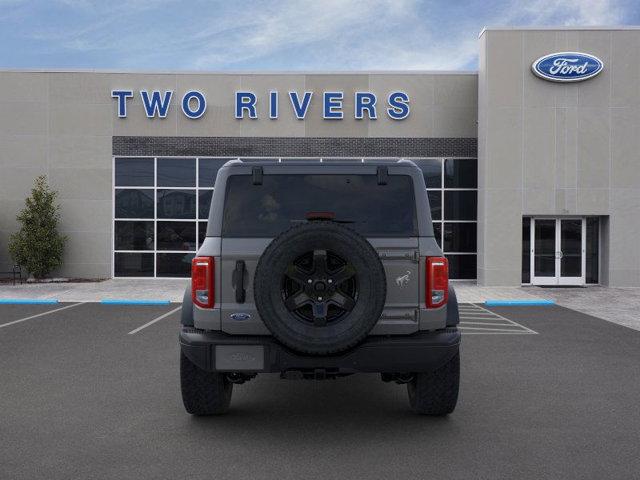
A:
[458, 303, 537, 334]
[1, 302, 639, 479]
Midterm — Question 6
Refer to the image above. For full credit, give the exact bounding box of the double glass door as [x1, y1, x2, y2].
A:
[531, 218, 585, 285]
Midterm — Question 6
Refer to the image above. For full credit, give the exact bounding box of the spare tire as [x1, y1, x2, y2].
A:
[254, 221, 386, 355]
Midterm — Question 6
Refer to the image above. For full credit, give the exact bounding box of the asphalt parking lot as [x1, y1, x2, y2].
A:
[1, 302, 639, 480]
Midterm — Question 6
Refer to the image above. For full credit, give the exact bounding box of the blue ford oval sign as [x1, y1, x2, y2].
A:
[230, 312, 251, 321]
[532, 52, 603, 82]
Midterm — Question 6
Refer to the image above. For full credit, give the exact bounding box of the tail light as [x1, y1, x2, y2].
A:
[426, 256, 448, 308]
[192, 256, 214, 308]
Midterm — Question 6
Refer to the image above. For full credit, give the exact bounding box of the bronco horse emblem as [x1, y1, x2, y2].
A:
[395, 270, 411, 287]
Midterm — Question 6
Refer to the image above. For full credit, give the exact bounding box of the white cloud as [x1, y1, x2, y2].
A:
[187, 0, 628, 70]
[11, 0, 632, 70]
[510, 0, 623, 26]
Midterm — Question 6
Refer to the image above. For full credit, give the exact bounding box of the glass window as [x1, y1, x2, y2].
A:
[115, 158, 153, 186]
[443, 223, 476, 252]
[586, 217, 599, 284]
[222, 174, 418, 237]
[113, 157, 478, 279]
[198, 222, 207, 248]
[114, 221, 154, 250]
[433, 222, 442, 248]
[413, 159, 441, 188]
[199, 190, 213, 219]
[115, 189, 154, 219]
[156, 253, 194, 278]
[444, 159, 477, 188]
[427, 191, 441, 220]
[157, 158, 196, 187]
[157, 189, 196, 219]
[157, 221, 197, 251]
[114, 252, 154, 277]
[199, 158, 231, 187]
[444, 191, 477, 220]
[446, 254, 477, 280]
[522, 218, 531, 284]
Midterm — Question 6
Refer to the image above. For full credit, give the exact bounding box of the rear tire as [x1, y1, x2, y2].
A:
[180, 352, 233, 415]
[407, 352, 460, 415]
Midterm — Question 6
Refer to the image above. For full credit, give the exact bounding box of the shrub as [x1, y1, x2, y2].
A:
[8, 175, 67, 279]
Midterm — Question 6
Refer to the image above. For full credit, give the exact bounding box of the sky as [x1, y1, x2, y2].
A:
[0, 0, 638, 71]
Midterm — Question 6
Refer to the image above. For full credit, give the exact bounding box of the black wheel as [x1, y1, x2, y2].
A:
[254, 221, 386, 355]
[180, 351, 233, 415]
[407, 352, 460, 415]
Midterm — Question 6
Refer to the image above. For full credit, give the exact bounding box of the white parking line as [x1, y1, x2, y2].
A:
[472, 303, 538, 334]
[457, 303, 539, 335]
[0, 302, 83, 329]
[459, 326, 536, 333]
[460, 321, 517, 327]
[462, 331, 537, 335]
[128, 306, 181, 335]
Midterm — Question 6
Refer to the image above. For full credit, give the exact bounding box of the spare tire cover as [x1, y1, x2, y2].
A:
[254, 221, 386, 355]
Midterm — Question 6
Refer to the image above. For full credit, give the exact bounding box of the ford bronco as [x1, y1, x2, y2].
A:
[179, 159, 460, 415]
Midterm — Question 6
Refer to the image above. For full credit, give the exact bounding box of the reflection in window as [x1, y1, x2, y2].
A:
[446, 254, 477, 280]
[115, 158, 154, 186]
[198, 222, 207, 248]
[156, 222, 197, 251]
[444, 191, 477, 220]
[156, 253, 194, 277]
[222, 174, 418, 237]
[114, 221, 154, 250]
[427, 191, 441, 220]
[115, 189, 154, 218]
[444, 159, 477, 188]
[157, 189, 196, 219]
[433, 222, 442, 248]
[199, 190, 213, 219]
[443, 223, 476, 252]
[114, 252, 154, 277]
[157, 158, 196, 187]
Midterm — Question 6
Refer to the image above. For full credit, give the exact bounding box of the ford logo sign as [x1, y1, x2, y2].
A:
[532, 52, 603, 82]
[230, 312, 251, 321]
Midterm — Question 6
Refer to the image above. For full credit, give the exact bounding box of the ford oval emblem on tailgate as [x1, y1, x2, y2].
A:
[532, 52, 603, 82]
[230, 312, 251, 321]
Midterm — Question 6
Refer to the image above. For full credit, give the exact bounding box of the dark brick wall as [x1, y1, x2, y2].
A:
[113, 136, 477, 158]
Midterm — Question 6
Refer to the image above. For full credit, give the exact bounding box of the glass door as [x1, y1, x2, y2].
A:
[558, 219, 585, 285]
[530, 218, 585, 286]
[531, 219, 557, 284]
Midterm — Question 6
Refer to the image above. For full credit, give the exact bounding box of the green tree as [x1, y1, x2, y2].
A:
[9, 175, 67, 279]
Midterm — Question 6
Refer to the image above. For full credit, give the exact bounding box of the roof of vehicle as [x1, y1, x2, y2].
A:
[222, 158, 419, 168]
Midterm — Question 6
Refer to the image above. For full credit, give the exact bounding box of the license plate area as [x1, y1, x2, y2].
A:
[215, 345, 265, 371]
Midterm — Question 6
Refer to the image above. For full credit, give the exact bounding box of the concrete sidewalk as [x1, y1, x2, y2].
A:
[0, 279, 188, 303]
[0, 278, 545, 303]
[1, 279, 639, 331]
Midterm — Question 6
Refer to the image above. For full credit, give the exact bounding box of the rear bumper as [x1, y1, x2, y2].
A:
[179, 327, 461, 374]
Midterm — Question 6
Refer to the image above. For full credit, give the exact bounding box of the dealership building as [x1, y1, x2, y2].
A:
[1, 26, 639, 286]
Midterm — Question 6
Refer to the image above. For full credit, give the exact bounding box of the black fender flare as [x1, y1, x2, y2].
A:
[446, 285, 459, 327]
[181, 281, 194, 326]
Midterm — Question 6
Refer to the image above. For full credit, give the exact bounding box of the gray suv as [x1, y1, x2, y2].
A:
[179, 159, 460, 415]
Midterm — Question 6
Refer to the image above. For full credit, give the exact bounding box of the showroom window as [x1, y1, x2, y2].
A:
[113, 157, 232, 277]
[413, 158, 478, 280]
[114, 157, 478, 278]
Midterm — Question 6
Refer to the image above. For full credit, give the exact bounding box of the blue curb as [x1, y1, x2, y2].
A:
[485, 299, 555, 307]
[0, 298, 59, 304]
[100, 299, 172, 305]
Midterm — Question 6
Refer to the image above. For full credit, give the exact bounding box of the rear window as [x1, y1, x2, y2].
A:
[222, 174, 417, 237]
